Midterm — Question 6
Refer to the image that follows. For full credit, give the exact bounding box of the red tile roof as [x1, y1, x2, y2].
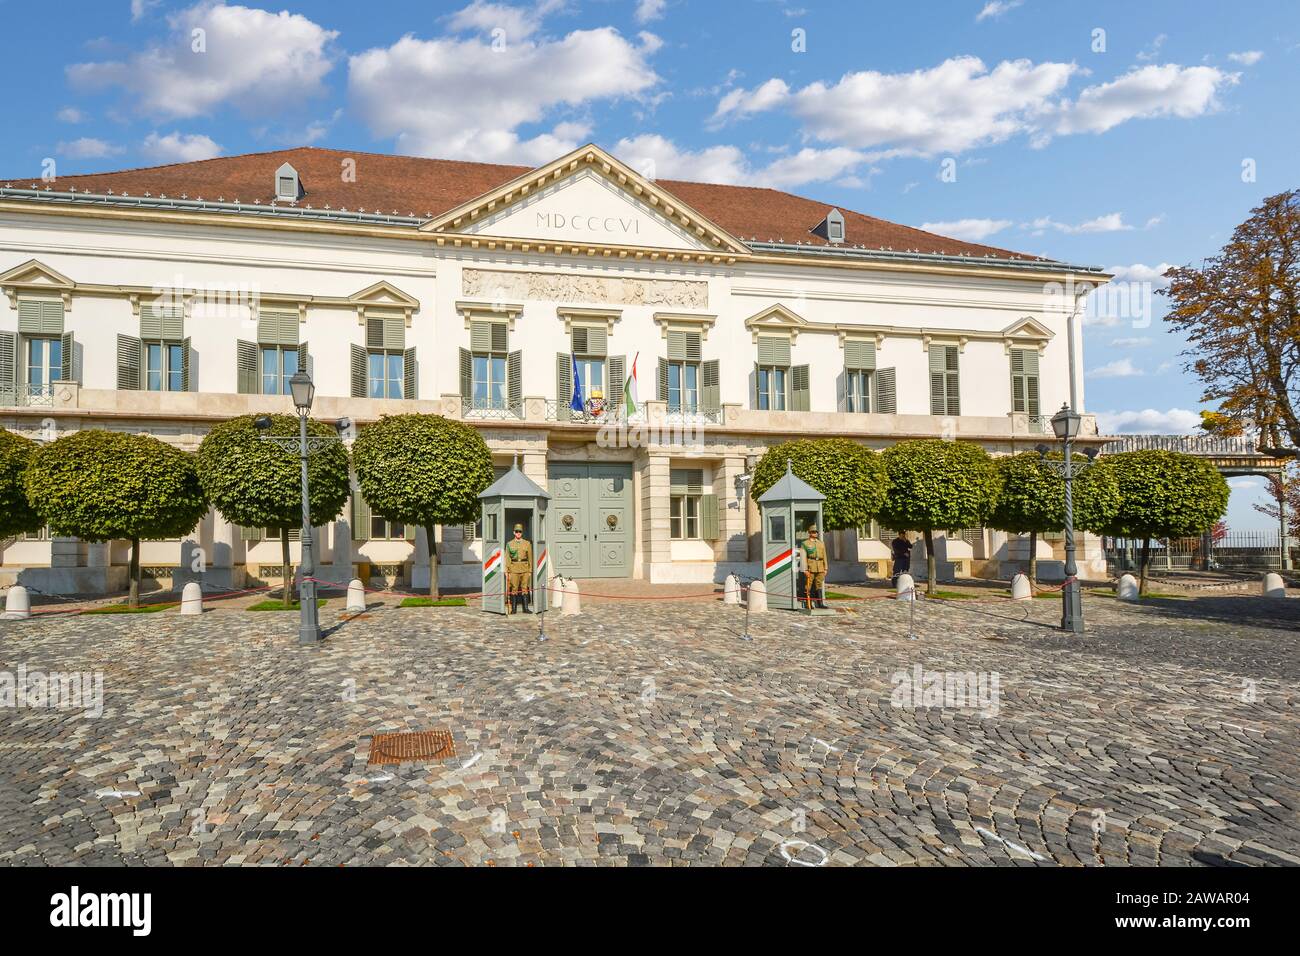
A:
[3, 145, 1042, 260]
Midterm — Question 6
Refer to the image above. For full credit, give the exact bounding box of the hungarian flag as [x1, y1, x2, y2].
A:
[765, 547, 793, 581]
[624, 352, 640, 416]
[483, 548, 503, 584]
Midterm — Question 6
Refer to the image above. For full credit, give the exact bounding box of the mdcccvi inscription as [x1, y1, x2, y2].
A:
[536, 212, 642, 237]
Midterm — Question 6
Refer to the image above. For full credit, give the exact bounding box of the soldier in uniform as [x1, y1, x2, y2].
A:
[506, 523, 533, 614]
[802, 524, 828, 609]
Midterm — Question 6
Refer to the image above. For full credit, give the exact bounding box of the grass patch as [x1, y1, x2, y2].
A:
[247, 598, 328, 611]
[83, 602, 177, 615]
[399, 596, 468, 608]
[824, 591, 856, 600]
[928, 590, 979, 600]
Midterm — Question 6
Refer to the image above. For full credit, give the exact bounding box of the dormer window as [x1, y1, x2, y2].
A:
[812, 208, 846, 244]
[274, 162, 300, 201]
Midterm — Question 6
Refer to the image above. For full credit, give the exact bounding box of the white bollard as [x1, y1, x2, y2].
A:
[723, 573, 740, 605]
[747, 579, 768, 613]
[549, 576, 565, 612]
[895, 573, 916, 602]
[2, 585, 32, 620]
[561, 579, 581, 616]
[1262, 572, 1287, 599]
[179, 581, 203, 616]
[1010, 573, 1032, 602]
[1116, 574, 1140, 602]
[346, 578, 366, 612]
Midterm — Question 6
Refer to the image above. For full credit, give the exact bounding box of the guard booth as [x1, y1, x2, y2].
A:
[479, 461, 550, 615]
[757, 461, 826, 611]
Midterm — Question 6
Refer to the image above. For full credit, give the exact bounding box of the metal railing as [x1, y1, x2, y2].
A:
[1027, 415, 1050, 434]
[1101, 434, 1267, 456]
[665, 405, 724, 426]
[1104, 532, 1292, 571]
[545, 400, 638, 424]
[463, 399, 524, 421]
[0, 384, 55, 407]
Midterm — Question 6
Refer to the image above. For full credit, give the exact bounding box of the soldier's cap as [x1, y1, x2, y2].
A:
[807, 524, 819, 533]
[513, 524, 523, 532]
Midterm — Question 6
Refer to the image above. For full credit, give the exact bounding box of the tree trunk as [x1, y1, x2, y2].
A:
[1139, 537, 1152, 596]
[923, 528, 936, 596]
[281, 528, 292, 607]
[128, 536, 140, 609]
[1028, 530, 1038, 585]
[425, 523, 439, 598]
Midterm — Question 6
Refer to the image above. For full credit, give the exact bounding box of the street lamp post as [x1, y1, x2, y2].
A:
[1036, 403, 1098, 635]
[255, 371, 345, 646]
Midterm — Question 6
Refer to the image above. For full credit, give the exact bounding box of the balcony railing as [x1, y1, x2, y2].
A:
[0, 384, 55, 408]
[1027, 415, 1050, 434]
[462, 399, 524, 421]
[664, 405, 724, 426]
[545, 400, 639, 424]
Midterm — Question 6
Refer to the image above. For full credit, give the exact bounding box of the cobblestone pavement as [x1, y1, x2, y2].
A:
[1, 591, 1297, 867]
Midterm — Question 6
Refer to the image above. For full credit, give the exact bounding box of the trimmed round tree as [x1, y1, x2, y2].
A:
[1099, 449, 1230, 594]
[196, 414, 351, 606]
[751, 438, 889, 531]
[351, 414, 494, 597]
[0, 427, 42, 539]
[25, 429, 208, 607]
[988, 452, 1122, 583]
[876, 439, 1002, 595]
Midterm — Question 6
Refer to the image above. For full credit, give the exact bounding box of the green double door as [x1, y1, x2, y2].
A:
[548, 463, 634, 578]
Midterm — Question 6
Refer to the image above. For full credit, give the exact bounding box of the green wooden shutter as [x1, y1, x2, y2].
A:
[506, 350, 521, 410]
[470, 321, 491, 352]
[556, 352, 571, 420]
[141, 306, 183, 341]
[700, 494, 719, 541]
[667, 330, 686, 361]
[670, 469, 705, 494]
[350, 344, 366, 398]
[180, 337, 191, 391]
[929, 345, 958, 416]
[404, 346, 417, 399]
[752, 361, 760, 409]
[791, 364, 810, 411]
[757, 335, 790, 366]
[459, 347, 473, 402]
[236, 340, 257, 394]
[351, 494, 371, 541]
[491, 322, 508, 353]
[844, 338, 875, 369]
[0, 331, 16, 399]
[944, 346, 960, 416]
[1011, 348, 1040, 416]
[367, 313, 404, 351]
[657, 356, 669, 402]
[258, 310, 298, 346]
[240, 524, 262, 542]
[588, 326, 607, 357]
[608, 355, 625, 406]
[18, 299, 64, 335]
[298, 341, 309, 375]
[60, 331, 74, 382]
[702, 359, 720, 409]
[116, 334, 142, 390]
[874, 367, 897, 415]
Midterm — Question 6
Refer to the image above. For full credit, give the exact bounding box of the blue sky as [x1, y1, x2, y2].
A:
[1, 0, 1295, 528]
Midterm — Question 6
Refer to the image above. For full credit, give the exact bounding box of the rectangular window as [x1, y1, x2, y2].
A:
[367, 350, 405, 399]
[472, 353, 508, 409]
[25, 337, 62, 387]
[667, 361, 699, 412]
[757, 365, 787, 410]
[670, 494, 700, 540]
[846, 369, 873, 413]
[144, 341, 185, 392]
[369, 515, 407, 540]
[575, 356, 605, 397]
[261, 345, 299, 395]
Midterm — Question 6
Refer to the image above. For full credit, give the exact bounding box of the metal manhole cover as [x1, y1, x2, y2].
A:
[367, 730, 456, 765]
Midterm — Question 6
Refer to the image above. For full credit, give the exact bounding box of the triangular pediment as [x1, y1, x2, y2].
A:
[0, 259, 75, 292]
[1002, 316, 1054, 340]
[421, 144, 750, 255]
[744, 303, 810, 340]
[349, 280, 419, 309]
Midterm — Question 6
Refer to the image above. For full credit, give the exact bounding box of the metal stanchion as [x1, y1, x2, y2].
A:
[537, 590, 547, 642]
[909, 588, 917, 641]
[741, 577, 753, 642]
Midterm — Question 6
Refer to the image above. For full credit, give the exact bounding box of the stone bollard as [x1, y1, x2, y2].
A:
[1010, 573, 1032, 602]
[561, 579, 581, 616]
[747, 579, 768, 613]
[895, 573, 916, 602]
[723, 573, 740, 605]
[179, 581, 203, 616]
[1262, 572, 1287, 599]
[549, 576, 565, 612]
[346, 579, 366, 612]
[1116, 574, 1140, 601]
[2, 585, 32, 620]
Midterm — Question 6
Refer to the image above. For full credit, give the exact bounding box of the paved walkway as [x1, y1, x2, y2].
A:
[1, 591, 1296, 866]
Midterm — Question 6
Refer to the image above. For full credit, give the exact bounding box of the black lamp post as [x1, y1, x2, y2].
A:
[1036, 403, 1098, 634]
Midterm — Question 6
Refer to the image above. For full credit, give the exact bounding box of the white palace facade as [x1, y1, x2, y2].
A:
[0, 143, 1109, 594]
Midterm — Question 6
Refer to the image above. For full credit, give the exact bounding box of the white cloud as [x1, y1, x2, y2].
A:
[141, 131, 223, 162]
[57, 107, 86, 123]
[1227, 50, 1264, 66]
[635, 0, 667, 24]
[713, 56, 1077, 157]
[446, 0, 566, 41]
[349, 28, 660, 164]
[1106, 262, 1174, 287]
[70, 2, 338, 119]
[1027, 212, 1133, 234]
[131, 0, 161, 21]
[1094, 407, 1201, 434]
[56, 137, 125, 159]
[614, 134, 867, 189]
[1228, 477, 1263, 490]
[919, 218, 1012, 241]
[1108, 336, 1152, 347]
[1136, 34, 1167, 62]
[976, 0, 1023, 21]
[1049, 64, 1238, 139]
[1088, 358, 1143, 378]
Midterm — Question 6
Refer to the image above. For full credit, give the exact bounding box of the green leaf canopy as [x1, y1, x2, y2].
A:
[989, 451, 1121, 535]
[0, 427, 42, 538]
[195, 414, 350, 531]
[351, 414, 494, 527]
[25, 429, 208, 542]
[876, 439, 1002, 532]
[1098, 450, 1230, 539]
[751, 438, 888, 531]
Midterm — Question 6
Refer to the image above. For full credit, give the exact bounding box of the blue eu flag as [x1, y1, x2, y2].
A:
[570, 353, 585, 412]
